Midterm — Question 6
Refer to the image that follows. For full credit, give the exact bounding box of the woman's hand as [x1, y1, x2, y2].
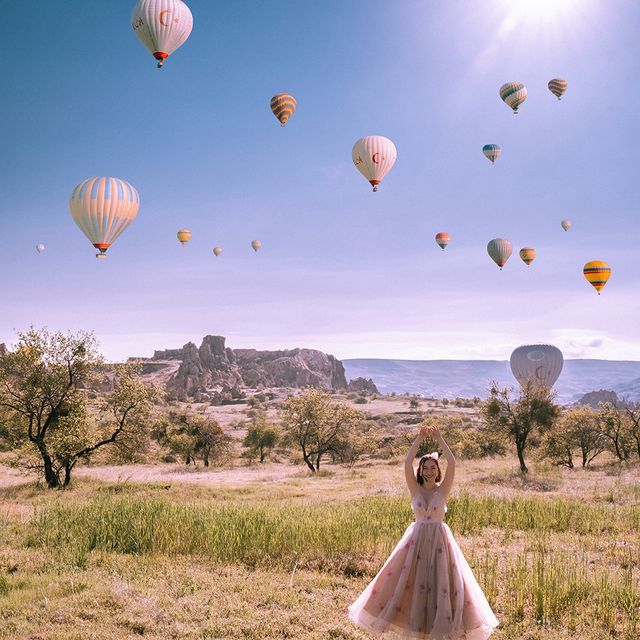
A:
[419, 424, 435, 437]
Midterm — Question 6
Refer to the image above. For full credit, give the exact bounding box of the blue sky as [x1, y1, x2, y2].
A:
[1, 0, 639, 361]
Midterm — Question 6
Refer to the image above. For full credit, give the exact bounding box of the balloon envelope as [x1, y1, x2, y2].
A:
[69, 177, 140, 258]
[499, 82, 527, 113]
[482, 144, 501, 163]
[510, 344, 564, 389]
[36, 243, 45, 253]
[131, 0, 193, 68]
[561, 219, 572, 231]
[213, 247, 222, 256]
[177, 229, 192, 245]
[270, 94, 296, 126]
[548, 78, 568, 100]
[519, 247, 536, 266]
[251, 240, 262, 252]
[352, 136, 397, 191]
[435, 232, 450, 250]
[583, 260, 611, 294]
[487, 238, 513, 269]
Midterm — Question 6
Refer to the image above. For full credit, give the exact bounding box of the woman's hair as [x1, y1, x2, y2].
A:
[416, 455, 442, 485]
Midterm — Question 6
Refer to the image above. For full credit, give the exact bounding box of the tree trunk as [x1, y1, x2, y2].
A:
[315, 453, 321, 472]
[259, 445, 265, 463]
[301, 446, 315, 472]
[39, 445, 60, 488]
[516, 441, 528, 473]
[63, 464, 72, 488]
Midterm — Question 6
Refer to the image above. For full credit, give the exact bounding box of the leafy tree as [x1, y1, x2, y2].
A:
[597, 402, 633, 461]
[0, 329, 159, 488]
[243, 413, 279, 463]
[538, 407, 605, 468]
[166, 411, 231, 466]
[280, 388, 365, 472]
[482, 380, 560, 473]
[623, 402, 640, 459]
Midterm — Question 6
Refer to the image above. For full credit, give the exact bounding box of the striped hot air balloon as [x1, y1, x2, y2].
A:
[499, 82, 527, 113]
[69, 177, 140, 259]
[177, 229, 192, 245]
[435, 232, 450, 250]
[213, 247, 222, 256]
[352, 136, 397, 192]
[583, 260, 611, 294]
[519, 247, 536, 267]
[251, 240, 262, 252]
[270, 94, 297, 126]
[131, 0, 193, 68]
[510, 344, 564, 389]
[561, 219, 572, 231]
[548, 78, 568, 100]
[482, 144, 501, 164]
[487, 238, 513, 270]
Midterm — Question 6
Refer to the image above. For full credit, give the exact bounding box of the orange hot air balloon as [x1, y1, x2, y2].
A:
[435, 232, 450, 250]
[583, 260, 611, 294]
[270, 94, 297, 126]
[213, 246, 222, 256]
[177, 229, 192, 245]
[519, 247, 536, 266]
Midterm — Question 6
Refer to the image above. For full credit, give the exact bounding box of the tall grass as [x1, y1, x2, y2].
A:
[27, 491, 639, 635]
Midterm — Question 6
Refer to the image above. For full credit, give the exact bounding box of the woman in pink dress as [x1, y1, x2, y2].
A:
[348, 424, 499, 639]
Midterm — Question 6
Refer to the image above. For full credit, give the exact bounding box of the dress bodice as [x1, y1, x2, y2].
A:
[411, 489, 447, 524]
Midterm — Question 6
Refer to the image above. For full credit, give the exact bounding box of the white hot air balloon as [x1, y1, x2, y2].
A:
[251, 240, 262, 252]
[352, 136, 397, 192]
[132, 0, 193, 68]
[487, 238, 513, 270]
[69, 177, 140, 259]
[213, 246, 223, 256]
[510, 344, 564, 389]
[561, 219, 572, 231]
[36, 243, 45, 253]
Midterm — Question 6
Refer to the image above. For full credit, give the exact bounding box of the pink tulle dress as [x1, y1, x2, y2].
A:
[348, 489, 499, 640]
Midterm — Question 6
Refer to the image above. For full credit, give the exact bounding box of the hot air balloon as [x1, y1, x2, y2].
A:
[435, 232, 450, 250]
[510, 344, 564, 389]
[482, 144, 501, 164]
[487, 238, 513, 270]
[69, 177, 140, 259]
[561, 219, 572, 231]
[270, 94, 296, 126]
[499, 82, 527, 113]
[352, 136, 397, 192]
[213, 247, 222, 257]
[519, 247, 536, 266]
[251, 240, 262, 252]
[131, 0, 193, 68]
[583, 260, 611, 294]
[36, 244, 45, 253]
[548, 78, 568, 100]
[177, 229, 192, 245]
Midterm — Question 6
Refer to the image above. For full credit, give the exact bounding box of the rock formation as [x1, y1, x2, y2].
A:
[347, 377, 379, 394]
[161, 335, 350, 400]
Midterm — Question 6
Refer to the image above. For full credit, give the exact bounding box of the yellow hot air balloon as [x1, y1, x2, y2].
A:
[69, 177, 140, 259]
[177, 229, 192, 245]
[270, 94, 297, 126]
[583, 260, 611, 294]
[519, 247, 536, 266]
[213, 246, 222, 256]
[251, 240, 262, 252]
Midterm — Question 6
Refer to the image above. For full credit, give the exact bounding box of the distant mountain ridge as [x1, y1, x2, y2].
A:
[342, 358, 640, 404]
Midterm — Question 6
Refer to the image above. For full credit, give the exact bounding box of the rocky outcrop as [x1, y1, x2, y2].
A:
[163, 335, 350, 400]
[576, 389, 619, 409]
[153, 348, 185, 360]
[347, 377, 379, 394]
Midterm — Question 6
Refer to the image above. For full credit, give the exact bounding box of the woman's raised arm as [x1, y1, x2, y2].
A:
[404, 427, 429, 495]
[432, 425, 455, 499]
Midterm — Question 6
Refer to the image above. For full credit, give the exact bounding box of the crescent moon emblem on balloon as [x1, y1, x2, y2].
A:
[159, 10, 174, 26]
[534, 365, 547, 380]
[372, 152, 381, 164]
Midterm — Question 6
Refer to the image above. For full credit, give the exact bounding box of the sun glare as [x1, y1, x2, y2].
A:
[500, 0, 585, 23]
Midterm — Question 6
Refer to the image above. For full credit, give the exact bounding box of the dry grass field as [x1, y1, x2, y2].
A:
[0, 396, 638, 640]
